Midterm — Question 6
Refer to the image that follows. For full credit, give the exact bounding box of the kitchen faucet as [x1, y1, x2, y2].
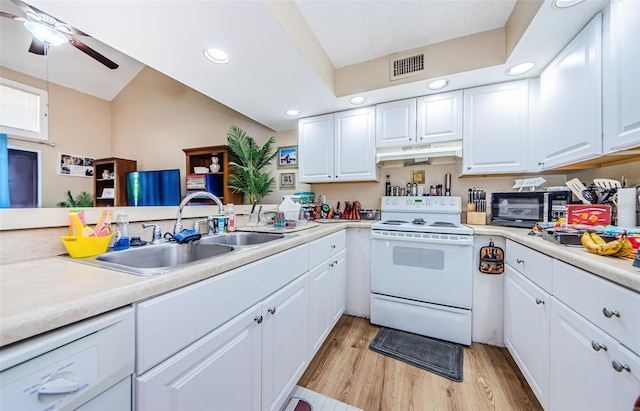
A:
[174, 191, 224, 234]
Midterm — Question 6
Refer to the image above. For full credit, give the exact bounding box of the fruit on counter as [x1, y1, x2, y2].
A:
[612, 235, 633, 257]
[580, 232, 634, 257]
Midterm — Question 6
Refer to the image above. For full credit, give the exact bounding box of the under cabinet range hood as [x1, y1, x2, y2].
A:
[376, 141, 462, 167]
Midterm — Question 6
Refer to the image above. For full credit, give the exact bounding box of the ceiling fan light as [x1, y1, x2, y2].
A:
[204, 48, 230, 64]
[285, 109, 300, 116]
[350, 96, 366, 105]
[427, 79, 449, 90]
[506, 62, 535, 76]
[24, 21, 69, 46]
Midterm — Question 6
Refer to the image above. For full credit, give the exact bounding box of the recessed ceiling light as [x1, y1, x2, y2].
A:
[204, 48, 230, 64]
[506, 62, 535, 76]
[553, 0, 585, 8]
[23, 21, 69, 46]
[427, 79, 449, 90]
[350, 96, 366, 105]
[285, 109, 300, 116]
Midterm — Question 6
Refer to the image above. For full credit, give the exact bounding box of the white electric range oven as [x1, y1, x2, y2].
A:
[370, 196, 473, 345]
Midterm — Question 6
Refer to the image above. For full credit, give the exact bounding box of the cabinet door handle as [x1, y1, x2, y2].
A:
[591, 341, 607, 352]
[328, 175, 331, 178]
[268, 307, 276, 315]
[612, 360, 631, 373]
[602, 307, 620, 318]
[329, 263, 334, 268]
[516, 259, 524, 264]
[331, 245, 336, 249]
[538, 162, 544, 166]
[254, 315, 263, 324]
[535, 298, 544, 305]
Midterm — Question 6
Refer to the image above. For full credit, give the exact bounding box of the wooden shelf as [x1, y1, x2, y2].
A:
[183, 146, 243, 205]
[93, 157, 137, 207]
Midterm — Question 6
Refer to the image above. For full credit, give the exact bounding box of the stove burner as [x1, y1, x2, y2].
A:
[412, 218, 426, 225]
[382, 220, 408, 225]
[430, 221, 457, 227]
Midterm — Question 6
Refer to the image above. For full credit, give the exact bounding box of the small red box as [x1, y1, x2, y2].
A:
[566, 204, 612, 226]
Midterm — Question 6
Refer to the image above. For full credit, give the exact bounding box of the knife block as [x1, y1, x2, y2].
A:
[467, 204, 487, 225]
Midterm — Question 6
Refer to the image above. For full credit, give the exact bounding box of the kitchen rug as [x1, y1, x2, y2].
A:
[369, 327, 463, 382]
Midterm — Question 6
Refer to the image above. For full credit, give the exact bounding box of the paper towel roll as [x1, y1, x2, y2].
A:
[617, 188, 638, 227]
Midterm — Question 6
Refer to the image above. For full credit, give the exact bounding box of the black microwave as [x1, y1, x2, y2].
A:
[490, 190, 572, 228]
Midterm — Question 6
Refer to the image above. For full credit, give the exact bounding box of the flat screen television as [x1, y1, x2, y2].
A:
[126, 169, 181, 206]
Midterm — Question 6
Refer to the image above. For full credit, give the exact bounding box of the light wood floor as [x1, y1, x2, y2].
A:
[298, 315, 543, 411]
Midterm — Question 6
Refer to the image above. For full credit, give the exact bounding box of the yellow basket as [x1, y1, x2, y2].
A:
[60, 233, 113, 258]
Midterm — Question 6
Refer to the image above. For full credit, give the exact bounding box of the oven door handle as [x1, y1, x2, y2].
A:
[371, 230, 473, 246]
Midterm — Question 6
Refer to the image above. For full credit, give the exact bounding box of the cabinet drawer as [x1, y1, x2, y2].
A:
[309, 230, 346, 268]
[553, 259, 640, 355]
[505, 240, 553, 292]
[135, 244, 309, 374]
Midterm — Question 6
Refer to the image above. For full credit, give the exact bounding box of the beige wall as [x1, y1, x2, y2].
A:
[110, 66, 308, 205]
[1, 67, 112, 207]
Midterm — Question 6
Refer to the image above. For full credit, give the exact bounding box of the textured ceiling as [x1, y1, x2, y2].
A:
[295, 0, 517, 68]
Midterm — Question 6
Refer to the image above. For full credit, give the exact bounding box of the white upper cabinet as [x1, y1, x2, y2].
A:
[538, 13, 603, 170]
[334, 107, 378, 181]
[603, 0, 640, 153]
[375, 92, 462, 149]
[376, 98, 416, 148]
[461, 80, 531, 175]
[299, 107, 378, 183]
[298, 114, 334, 183]
[416, 91, 463, 144]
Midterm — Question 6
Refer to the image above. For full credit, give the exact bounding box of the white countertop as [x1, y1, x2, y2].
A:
[1, 221, 638, 348]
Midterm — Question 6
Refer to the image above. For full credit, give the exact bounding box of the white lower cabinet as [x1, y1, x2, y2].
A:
[550, 297, 640, 411]
[136, 303, 263, 411]
[136, 273, 310, 411]
[262, 274, 310, 411]
[504, 242, 640, 411]
[309, 231, 347, 358]
[550, 298, 617, 411]
[504, 264, 550, 409]
[309, 249, 346, 358]
[134, 244, 311, 411]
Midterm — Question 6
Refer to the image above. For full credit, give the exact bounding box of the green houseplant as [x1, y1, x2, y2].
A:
[56, 190, 94, 207]
[226, 126, 278, 204]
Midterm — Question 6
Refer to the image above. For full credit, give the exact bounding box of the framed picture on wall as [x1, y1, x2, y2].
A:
[279, 172, 295, 189]
[277, 145, 298, 168]
[58, 153, 94, 177]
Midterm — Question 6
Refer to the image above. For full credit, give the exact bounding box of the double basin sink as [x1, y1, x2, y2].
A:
[67, 232, 289, 276]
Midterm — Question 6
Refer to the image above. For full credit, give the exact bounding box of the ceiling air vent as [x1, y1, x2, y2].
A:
[390, 53, 424, 81]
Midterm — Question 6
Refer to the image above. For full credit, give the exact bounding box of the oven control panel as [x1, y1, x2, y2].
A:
[381, 196, 461, 213]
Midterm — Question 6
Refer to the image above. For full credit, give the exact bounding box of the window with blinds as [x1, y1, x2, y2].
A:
[0, 78, 48, 140]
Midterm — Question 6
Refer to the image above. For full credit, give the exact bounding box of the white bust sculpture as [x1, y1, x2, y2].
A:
[210, 156, 220, 172]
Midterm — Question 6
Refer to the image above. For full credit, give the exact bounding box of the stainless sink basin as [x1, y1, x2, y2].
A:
[198, 232, 285, 246]
[64, 242, 235, 276]
[61, 231, 292, 276]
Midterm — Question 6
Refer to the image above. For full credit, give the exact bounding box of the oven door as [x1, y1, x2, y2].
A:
[370, 231, 473, 309]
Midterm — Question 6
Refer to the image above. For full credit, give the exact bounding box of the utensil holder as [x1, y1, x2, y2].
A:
[467, 211, 487, 225]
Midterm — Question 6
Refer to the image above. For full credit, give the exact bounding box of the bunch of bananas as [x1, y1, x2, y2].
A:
[580, 232, 634, 257]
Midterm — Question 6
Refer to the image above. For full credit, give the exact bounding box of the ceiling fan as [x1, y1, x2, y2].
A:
[0, 0, 118, 69]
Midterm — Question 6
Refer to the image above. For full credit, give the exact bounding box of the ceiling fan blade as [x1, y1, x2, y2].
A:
[0, 10, 24, 20]
[28, 38, 47, 55]
[69, 37, 119, 70]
